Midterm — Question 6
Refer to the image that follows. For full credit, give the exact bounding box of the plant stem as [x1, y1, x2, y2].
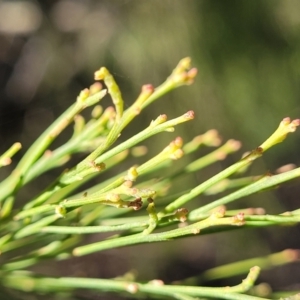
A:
[42, 221, 149, 234]
[2, 267, 267, 300]
[198, 249, 299, 282]
[73, 212, 244, 256]
[189, 167, 300, 220]
[160, 117, 300, 217]
[0, 90, 107, 203]
[159, 148, 263, 217]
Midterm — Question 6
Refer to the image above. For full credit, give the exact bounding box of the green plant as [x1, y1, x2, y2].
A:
[0, 58, 300, 300]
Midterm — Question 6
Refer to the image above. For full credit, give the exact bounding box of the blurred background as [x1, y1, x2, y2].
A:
[1, 0, 300, 298]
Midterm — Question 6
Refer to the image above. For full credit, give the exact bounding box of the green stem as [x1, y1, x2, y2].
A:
[189, 167, 300, 220]
[73, 212, 244, 256]
[14, 205, 55, 220]
[199, 249, 299, 282]
[60, 111, 194, 185]
[14, 215, 59, 239]
[141, 57, 197, 109]
[184, 139, 241, 173]
[42, 221, 149, 234]
[0, 90, 107, 203]
[173, 294, 200, 300]
[160, 117, 300, 217]
[23, 108, 111, 184]
[245, 213, 300, 224]
[2, 267, 266, 300]
[0, 143, 22, 168]
[159, 148, 263, 217]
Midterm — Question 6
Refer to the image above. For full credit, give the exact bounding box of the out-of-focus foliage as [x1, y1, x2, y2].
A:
[1, 1, 300, 157]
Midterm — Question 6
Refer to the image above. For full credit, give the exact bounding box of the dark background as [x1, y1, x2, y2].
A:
[1, 0, 300, 298]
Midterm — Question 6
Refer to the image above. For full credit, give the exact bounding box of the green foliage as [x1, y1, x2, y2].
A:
[0, 58, 300, 300]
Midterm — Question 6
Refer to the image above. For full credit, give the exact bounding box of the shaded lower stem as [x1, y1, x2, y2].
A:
[2, 267, 267, 300]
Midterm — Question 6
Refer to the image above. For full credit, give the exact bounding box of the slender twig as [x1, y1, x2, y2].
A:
[2, 267, 266, 300]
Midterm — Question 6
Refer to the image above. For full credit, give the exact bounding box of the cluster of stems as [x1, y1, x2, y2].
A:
[0, 58, 300, 300]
